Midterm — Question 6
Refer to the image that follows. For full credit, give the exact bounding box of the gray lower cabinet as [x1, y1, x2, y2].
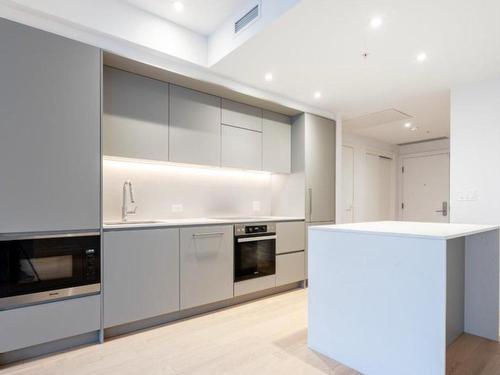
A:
[221, 125, 262, 170]
[263, 111, 291, 173]
[276, 252, 305, 286]
[180, 225, 233, 309]
[169, 85, 221, 167]
[221, 98, 262, 132]
[276, 221, 305, 254]
[103, 67, 169, 161]
[0, 295, 100, 353]
[0, 18, 100, 233]
[104, 229, 180, 328]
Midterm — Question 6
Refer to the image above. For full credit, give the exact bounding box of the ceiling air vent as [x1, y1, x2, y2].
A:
[234, 4, 260, 34]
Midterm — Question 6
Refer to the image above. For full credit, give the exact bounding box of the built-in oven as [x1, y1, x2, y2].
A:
[0, 232, 100, 310]
[234, 223, 276, 282]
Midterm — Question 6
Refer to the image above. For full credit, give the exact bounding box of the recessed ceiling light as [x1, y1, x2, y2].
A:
[370, 17, 383, 29]
[173, 1, 184, 12]
[404, 122, 412, 128]
[416, 52, 427, 62]
[410, 126, 418, 131]
[314, 91, 322, 99]
[264, 72, 273, 82]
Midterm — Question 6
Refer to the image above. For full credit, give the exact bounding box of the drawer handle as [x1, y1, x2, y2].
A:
[192, 232, 224, 238]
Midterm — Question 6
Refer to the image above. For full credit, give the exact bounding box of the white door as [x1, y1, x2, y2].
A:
[402, 153, 450, 222]
[341, 146, 355, 223]
[365, 153, 393, 221]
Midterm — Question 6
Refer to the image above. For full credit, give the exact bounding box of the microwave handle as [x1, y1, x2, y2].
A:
[237, 235, 277, 243]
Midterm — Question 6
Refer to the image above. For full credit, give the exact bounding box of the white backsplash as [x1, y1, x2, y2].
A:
[103, 158, 273, 221]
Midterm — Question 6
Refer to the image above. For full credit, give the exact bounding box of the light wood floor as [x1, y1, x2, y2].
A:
[1, 289, 499, 375]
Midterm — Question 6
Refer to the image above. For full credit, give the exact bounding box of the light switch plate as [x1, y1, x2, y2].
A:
[171, 204, 183, 213]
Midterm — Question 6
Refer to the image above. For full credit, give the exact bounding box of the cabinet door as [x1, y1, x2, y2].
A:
[103, 67, 169, 161]
[276, 252, 305, 286]
[221, 125, 262, 170]
[262, 111, 291, 173]
[180, 225, 233, 309]
[0, 19, 100, 233]
[305, 114, 336, 223]
[104, 229, 180, 328]
[221, 98, 262, 132]
[169, 85, 221, 167]
[276, 221, 305, 254]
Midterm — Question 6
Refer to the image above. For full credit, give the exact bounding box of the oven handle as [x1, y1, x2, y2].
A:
[237, 235, 277, 243]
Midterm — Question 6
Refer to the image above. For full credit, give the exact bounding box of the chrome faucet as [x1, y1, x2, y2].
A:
[122, 180, 137, 222]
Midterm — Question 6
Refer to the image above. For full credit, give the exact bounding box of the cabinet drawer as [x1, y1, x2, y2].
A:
[276, 252, 305, 286]
[0, 295, 100, 353]
[222, 98, 262, 132]
[276, 221, 305, 254]
[180, 225, 233, 309]
[234, 275, 276, 297]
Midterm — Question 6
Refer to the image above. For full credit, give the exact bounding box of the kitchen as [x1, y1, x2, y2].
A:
[2, 1, 500, 374]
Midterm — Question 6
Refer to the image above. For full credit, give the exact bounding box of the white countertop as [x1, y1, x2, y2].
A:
[103, 216, 305, 231]
[309, 221, 499, 240]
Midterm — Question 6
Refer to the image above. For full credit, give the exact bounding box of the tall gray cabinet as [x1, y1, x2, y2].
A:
[0, 19, 101, 233]
[292, 113, 336, 223]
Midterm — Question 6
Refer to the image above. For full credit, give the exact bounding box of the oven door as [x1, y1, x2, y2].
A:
[0, 233, 100, 310]
[234, 234, 276, 282]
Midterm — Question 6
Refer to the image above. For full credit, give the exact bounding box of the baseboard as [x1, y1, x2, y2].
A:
[105, 282, 302, 339]
[0, 331, 99, 367]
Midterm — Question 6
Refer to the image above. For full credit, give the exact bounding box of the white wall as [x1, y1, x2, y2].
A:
[342, 132, 398, 222]
[450, 76, 500, 225]
[103, 158, 272, 222]
[1, 0, 208, 65]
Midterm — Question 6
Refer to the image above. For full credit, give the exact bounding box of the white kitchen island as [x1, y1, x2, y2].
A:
[308, 221, 500, 375]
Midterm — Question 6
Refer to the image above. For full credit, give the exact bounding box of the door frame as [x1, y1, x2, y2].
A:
[398, 149, 451, 220]
[364, 148, 397, 221]
[341, 144, 355, 223]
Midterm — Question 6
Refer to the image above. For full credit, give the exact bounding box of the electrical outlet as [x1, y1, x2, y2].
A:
[252, 201, 261, 212]
[171, 204, 183, 213]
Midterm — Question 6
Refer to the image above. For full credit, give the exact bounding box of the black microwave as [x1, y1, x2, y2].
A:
[0, 232, 100, 310]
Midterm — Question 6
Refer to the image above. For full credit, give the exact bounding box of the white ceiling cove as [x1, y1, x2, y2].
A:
[210, 0, 500, 143]
[124, 0, 250, 35]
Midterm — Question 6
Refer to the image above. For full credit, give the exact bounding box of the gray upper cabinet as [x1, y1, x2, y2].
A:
[221, 98, 263, 132]
[0, 19, 100, 233]
[221, 125, 263, 170]
[180, 225, 233, 310]
[104, 229, 180, 328]
[305, 114, 336, 223]
[103, 67, 169, 161]
[262, 111, 291, 173]
[169, 85, 221, 167]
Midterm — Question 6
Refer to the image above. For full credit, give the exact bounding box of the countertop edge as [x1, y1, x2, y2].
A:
[308, 225, 500, 240]
[103, 217, 305, 232]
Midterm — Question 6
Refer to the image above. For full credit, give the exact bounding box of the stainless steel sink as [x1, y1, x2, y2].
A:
[104, 220, 165, 225]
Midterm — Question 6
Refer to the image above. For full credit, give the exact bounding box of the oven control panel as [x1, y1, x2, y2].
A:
[234, 223, 276, 236]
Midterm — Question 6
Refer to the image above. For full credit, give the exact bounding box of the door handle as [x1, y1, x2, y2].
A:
[435, 202, 448, 216]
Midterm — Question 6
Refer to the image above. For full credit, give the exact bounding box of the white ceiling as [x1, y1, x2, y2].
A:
[124, 0, 249, 35]
[209, 0, 500, 143]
